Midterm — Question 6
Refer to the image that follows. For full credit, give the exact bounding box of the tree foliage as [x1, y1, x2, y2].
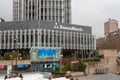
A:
[77, 61, 86, 72]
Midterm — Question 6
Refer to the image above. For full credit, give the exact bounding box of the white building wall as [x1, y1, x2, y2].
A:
[7, 31, 10, 49]
[24, 30, 27, 48]
[28, 29, 31, 48]
[11, 30, 14, 49]
[0, 29, 96, 50]
[20, 30, 22, 49]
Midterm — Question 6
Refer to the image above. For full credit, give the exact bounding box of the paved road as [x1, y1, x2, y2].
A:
[73, 73, 120, 80]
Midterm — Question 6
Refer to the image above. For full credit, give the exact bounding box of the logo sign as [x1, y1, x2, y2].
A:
[54, 23, 83, 31]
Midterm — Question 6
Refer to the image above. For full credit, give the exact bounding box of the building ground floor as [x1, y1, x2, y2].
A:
[0, 49, 96, 60]
[0, 48, 97, 72]
[31, 61, 60, 72]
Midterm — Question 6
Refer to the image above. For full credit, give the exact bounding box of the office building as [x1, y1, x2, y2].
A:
[13, 0, 71, 24]
[104, 18, 118, 35]
[0, 20, 96, 57]
[0, 20, 96, 71]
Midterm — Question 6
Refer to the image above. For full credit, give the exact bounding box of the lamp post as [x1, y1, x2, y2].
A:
[10, 54, 13, 73]
[60, 55, 63, 73]
[53, 55, 56, 71]
[14, 38, 19, 72]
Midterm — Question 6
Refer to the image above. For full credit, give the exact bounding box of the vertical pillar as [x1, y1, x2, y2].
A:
[11, 30, 14, 49]
[63, 31, 65, 49]
[52, 30, 54, 47]
[24, 30, 27, 48]
[44, 29, 46, 47]
[73, 32, 76, 49]
[59, 31, 61, 47]
[48, 30, 50, 47]
[37, 29, 40, 46]
[33, 29, 35, 46]
[39, 29, 42, 46]
[28, 29, 31, 48]
[20, 30, 22, 49]
[70, 32, 72, 49]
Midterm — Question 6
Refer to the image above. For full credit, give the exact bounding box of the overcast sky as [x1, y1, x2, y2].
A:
[0, 0, 120, 36]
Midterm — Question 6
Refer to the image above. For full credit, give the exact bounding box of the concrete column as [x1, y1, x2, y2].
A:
[70, 32, 72, 49]
[20, 30, 22, 49]
[48, 30, 50, 47]
[11, 30, 14, 49]
[28, 29, 31, 48]
[44, 29, 46, 47]
[24, 30, 27, 48]
[52, 30, 54, 47]
[7, 31, 10, 49]
[59, 31, 62, 47]
[39, 29, 42, 46]
[37, 29, 40, 46]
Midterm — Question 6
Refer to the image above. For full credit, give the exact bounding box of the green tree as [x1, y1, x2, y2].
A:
[3, 52, 11, 60]
[77, 61, 86, 72]
[64, 63, 71, 71]
[3, 52, 16, 60]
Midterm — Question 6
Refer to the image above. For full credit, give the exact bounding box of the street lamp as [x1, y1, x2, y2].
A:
[14, 38, 19, 72]
[53, 55, 56, 71]
[10, 54, 13, 73]
[60, 55, 63, 73]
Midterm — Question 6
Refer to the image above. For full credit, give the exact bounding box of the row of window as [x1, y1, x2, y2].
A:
[0, 29, 95, 49]
[1, 33, 93, 45]
[25, 0, 63, 6]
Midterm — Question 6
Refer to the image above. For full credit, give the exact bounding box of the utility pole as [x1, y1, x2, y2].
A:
[10, 54, 13, 73]
[60, 55, 63, 73]
[15, 38, 19, 72]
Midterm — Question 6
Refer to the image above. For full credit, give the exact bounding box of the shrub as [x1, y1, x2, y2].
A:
[52, 67, 66, 77]
[83, 58, 101, 62]
[3, 52, 17, 60]
[0, 55, 3, 60]
[3, 53, 11, 60]
[97, 55, 104, 58]
[64, 63, 71, 71]
[93, 58, 101, 61]
[77, 61, 86, 72]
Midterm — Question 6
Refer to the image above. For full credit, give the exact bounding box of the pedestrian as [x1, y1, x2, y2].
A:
[4, 75, 7, 80]
[19, 74, 23, 80]
[76, 77, 78, 80]
[49, 76, 51, 80]
[70, 78, 73, 80]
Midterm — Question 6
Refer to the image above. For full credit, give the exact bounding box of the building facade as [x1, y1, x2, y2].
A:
[0, 20, 96, 59]
[104, 18, 118, 36]
[13, 0, 71, 24]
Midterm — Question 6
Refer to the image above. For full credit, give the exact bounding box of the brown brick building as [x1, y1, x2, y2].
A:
[97, 35, 120, 52]
[104, 18, 118, 36]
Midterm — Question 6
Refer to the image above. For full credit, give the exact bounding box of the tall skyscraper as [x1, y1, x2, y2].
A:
[13, 0, 71, 24]
[104, 18, 118, 35]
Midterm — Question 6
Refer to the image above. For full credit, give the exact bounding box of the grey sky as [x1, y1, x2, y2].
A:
[0, 0, 120, 36]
